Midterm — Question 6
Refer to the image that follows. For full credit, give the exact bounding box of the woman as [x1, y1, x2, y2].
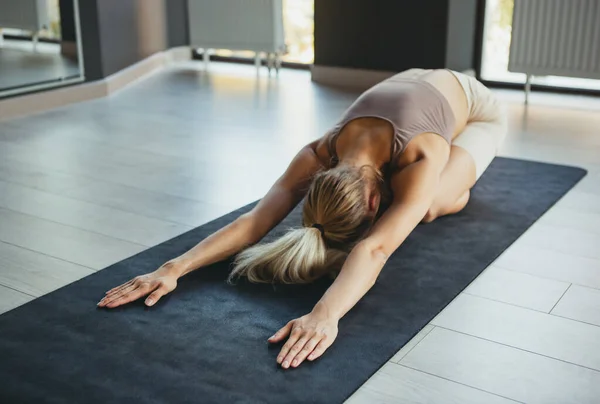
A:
[98, 68, 507, 370]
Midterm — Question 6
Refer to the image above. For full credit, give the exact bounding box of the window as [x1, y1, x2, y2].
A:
[481, 0, 600, 90]
[281, 0, 313, 63]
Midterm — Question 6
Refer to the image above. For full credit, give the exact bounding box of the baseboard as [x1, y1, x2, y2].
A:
[311, 65, 397, 90]
[104, 51, 167, 95]
[164, 46, 193, 63]
[0, 46, 192, 122]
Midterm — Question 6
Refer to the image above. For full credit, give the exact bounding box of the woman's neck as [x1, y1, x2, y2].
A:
[337, 125, 392, 171]
[337, 149, 378, 169]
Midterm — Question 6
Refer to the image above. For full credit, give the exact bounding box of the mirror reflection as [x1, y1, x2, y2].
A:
[0, 0, 83, 95]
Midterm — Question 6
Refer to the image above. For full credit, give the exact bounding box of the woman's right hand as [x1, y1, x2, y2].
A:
[97, 261, 181, 309]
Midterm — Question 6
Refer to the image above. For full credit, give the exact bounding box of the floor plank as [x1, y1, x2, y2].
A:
[0, 138, 275, 209]
[540, 206, 600, 237]
[390, 325, 436, 364]
[0, 207, 146, 270]
[431, 294, 600, 371]
[401, 327, 600, 404]
[499, 139, 600, 170]
[518, 223, 600, 261]
[552, 285, 600, 327]
[0, 139, 170, 194]
[117, 169, 270, 208]
[62, 180, 234, 227]
[0, 241, 94, 297]
[571, 172, 600, 196]
[494, 243, 600, 289]
[0, 180, 192, 246]
[1, 128, 192, 175]
[0, 157, 89, 193]
[0, 284, 34, 315]
[464, 266, 570, 312]
[554, 189, 600, 215]
[346, 362, 519, 404]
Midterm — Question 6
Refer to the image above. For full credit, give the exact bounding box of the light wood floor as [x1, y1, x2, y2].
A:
[1, 62, 599, 404]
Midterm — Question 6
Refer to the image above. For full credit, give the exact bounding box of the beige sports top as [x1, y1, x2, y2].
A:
[326, 73, 456, 169]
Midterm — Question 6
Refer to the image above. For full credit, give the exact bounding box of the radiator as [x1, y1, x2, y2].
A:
[508, 0, 600, 80]
[0, 0, 50, 32]
[187, 0, 285, 54]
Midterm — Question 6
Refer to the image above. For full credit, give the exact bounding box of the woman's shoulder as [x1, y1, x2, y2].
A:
[308, 131, 337, 169]
[392, 132, 451, 170]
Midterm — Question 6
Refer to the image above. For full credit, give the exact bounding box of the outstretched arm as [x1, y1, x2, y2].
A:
[172, 143, 325, 278]
[269, 147, 448, 369]
[98, 140, 325, 308]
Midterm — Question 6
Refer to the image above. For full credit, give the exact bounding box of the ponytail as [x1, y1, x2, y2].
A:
[228, 227, 330, 284]
[228, 163, 382, 284]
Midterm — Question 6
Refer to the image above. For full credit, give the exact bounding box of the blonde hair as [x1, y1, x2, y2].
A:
[227, 164, 388, 284]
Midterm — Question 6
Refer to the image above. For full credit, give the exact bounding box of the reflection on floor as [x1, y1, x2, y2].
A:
[0, 39, 79, 90]
[1, 62, 600, 403]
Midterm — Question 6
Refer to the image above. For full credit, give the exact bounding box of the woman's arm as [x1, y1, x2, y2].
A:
[270, 145, 448, 368]
[172, 143, 325, 278]
[313, 156, 445, 317]
[98, 141, 325, 308]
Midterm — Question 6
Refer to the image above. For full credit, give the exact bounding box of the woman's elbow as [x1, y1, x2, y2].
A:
[371, 247, 390, 268]
[357, 240, 390, 274]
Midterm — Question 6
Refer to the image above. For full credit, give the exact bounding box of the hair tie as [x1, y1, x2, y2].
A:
[311, 223, 325, 237]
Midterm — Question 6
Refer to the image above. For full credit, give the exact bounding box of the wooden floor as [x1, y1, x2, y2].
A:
[1, 62, 599, 403]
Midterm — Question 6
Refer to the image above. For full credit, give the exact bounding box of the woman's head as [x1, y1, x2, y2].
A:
[228, 163, 388, 285]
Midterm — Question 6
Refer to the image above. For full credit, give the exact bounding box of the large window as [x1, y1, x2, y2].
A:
[281, 0, 313, 63]
[481, 0, 600, 90]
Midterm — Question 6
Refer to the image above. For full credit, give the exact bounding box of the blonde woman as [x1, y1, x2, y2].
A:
[98, 68, 507, 370]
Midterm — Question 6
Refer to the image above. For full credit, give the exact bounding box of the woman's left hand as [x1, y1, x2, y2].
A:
[268, 309, 339, 369]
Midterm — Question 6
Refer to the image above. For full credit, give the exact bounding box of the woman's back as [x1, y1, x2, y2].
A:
[318, 68, 469, 174]
[416, 69, 469, 133]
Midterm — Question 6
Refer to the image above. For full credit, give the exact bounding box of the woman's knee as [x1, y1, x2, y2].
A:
[454, 189, 470, 213]
[422, 190, 470, 224]
[421, 207, 440, 224]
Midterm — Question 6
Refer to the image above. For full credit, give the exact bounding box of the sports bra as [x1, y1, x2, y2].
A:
[326, 73, 456, 169]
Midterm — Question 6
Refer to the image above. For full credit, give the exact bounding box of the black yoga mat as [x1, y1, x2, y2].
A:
[0, 158, 587, 404]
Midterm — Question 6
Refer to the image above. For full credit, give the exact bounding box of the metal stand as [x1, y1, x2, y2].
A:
[32, 32, 39, 53]
[275, 52, 282, 75]
[203, 48, 210, 70]
[255, 52, 262, 75]
[524, 74, 532, 105]
[264, 52, 282, 76]
[266, 52, 273, 75]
